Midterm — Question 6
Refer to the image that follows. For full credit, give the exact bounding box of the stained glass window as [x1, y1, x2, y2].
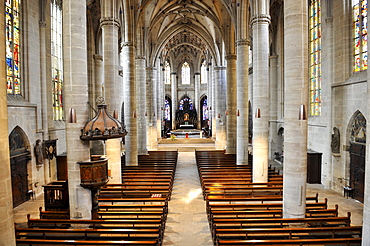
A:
[51, 0, 64, 120]
[164, 61, 171, 84]
[201, 60, 207, 84]
[181, 61, 190, 84]
[309, 0, 322, 116]
[202, 98, 209, 120]
[6, 0, 21, 95]
[164, 99, 171, 121]
[353, 0, 368, 72]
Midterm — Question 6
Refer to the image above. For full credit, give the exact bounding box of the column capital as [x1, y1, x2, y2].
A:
[39, 21, 46, 28]
[251, 14, 271, 26]
[100, 17, 120, 28]
[146, 67, 157, 71]
[225, 54, 237, 60]
[194, 72, 201, 75]
[135, 56, 146, 60]
[214, 66, 226, 71]
[236, 39, 250, 47]
[121, 41, 135, 47]
[170, 72, 177, 75]
[93, 54, 103, 61]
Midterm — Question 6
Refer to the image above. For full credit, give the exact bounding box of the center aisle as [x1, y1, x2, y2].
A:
[163, 152, 213, 246]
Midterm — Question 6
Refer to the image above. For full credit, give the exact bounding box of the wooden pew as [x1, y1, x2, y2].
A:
[16, 226, 161, 241]
[216, 237, 362, 246]
[215, 226, 362, 241]
[210, 212, 352, 231]
[39, 207, 70, 219]
[16, 238, 160, 245]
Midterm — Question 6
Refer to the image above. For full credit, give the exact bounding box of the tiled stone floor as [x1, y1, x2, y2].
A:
[13, 152, 364, 245]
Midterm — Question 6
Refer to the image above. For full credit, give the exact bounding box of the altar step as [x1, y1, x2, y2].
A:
[157, 138, 215, 152]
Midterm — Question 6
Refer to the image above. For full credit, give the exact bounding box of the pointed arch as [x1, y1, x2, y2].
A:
[9, 126, 31, 207]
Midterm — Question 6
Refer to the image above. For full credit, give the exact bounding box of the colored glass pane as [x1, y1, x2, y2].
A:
[164, 99, 171, 121]
[201, 60, 207, 84]
[51, 0, 64, 120]
[353, 0, 368, 71]
[6, 0, 21, 94]
[182, 61, 190, 84]
[202, 99, 208, 120]
[164, 61, 171, 84]
[309, 0, 322, 116]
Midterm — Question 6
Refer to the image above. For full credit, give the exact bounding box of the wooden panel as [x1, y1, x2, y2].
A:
[350, 143, 365, 203]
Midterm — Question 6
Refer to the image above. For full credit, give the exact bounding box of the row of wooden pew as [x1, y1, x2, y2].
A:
[195, 150, 362, 246]
[15, 151, 178, 246]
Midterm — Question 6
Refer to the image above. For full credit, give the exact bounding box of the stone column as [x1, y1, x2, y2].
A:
[236, 39, 250, 165]
[225, 55, 237, 154]
[157, 62, 164, 139]
[283, 0, 309, 218]
[0, 6, 15, 244]
[39, 15, 51, 183]
[100, 5, 122, 177]
[122, 42, 138, 166]
[147, 67, 158, 150]
[136, 57, 147, 154]
[215, 67, 227, 149]
[194, 72, 201, 129]
[94, 54, 103, 100]
[252, 14, 270, 182]
[210, 64, 216, 139]
[171, 72, 177, 129]
[269, 55, 278, 159]
[363, 2, 370, 242]
[63, 0, 92, 219]
[207, 66, 212, 135]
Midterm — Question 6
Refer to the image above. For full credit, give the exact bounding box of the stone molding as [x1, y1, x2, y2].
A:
[100, 17, 120, 28]
[39, 21, 46, 27]
[146, 67, 157, 71]
[214, 66, 226, 71]
[236, 39, 250, 46]
[135, 56, 146, 60]
[251, 14, 271, 26]
[225, 54, 237, 60]
[121, 41, 135, 47]
[93, 54, 103, 61]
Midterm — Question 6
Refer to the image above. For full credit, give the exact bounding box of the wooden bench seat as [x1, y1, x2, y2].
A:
[16, 227, 161, 241]
[16, 238, 160, 245]
[211, 213, 352, 230]
[209, 208, 339, 221]
[206, 193, 319, 205]
[98, 197, 168, 205]
[97, 211, 166, 220]
[39, 207, 70, 219]
[98, 204, 167, 213]
[216, 237, 362, 246]
[215, 225, 362, 240]
[207, 199, 328, 213]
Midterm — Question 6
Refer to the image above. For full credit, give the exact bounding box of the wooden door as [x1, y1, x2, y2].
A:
[349, 143, 365, 203]
[9, 128, 31, 207]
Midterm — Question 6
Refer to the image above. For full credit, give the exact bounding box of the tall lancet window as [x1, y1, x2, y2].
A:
[309, 0, 322, 116]
[51, 0, 64, 120]
[6, 0, 21, 95]
[164, 61, 171, 84]
[164, 99, 171, 121]
[181, 61, 190, 84]
[201, 60, 207, 84]
[202, 98, 209, 120]
[353, 0, 368, 72]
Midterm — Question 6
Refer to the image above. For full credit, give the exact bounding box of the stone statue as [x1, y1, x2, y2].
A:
[34, 139, 44, 165]
[331, 127, 340, 153]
